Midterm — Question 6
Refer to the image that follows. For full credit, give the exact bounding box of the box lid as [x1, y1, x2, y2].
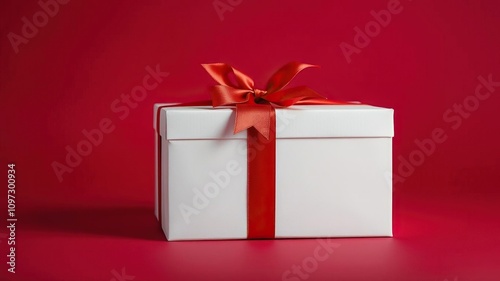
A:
[154, 104, 394, 140]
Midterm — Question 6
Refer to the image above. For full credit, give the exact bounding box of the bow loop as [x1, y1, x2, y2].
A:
[265, 62, 319, 94]
[202, 63, 255, 90]
[211, 85, 252, 106]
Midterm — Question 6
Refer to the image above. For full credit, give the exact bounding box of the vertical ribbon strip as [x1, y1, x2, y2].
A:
[246, 111, 276, 238]
[201, 62, 343, 238]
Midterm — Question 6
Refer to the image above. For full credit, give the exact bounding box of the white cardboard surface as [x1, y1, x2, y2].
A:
[154, 104, 393, 240]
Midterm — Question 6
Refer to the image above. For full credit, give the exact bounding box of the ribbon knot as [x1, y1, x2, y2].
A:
[252, 88, 267, 99]
[202, 62, 332, 139]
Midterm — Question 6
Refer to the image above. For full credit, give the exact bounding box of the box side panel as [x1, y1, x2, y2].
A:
[167, 139, 248, 240]
[275, 137, 392, 237]
[160, 137, 170, 238]
[155, 131, 159, 220]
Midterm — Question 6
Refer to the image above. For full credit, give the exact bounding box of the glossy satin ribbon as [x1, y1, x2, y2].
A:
[157, 62, 352, 239]
[202, 62, 345, 139]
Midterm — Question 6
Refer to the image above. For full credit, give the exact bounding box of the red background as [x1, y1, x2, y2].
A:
[1, 0, 500, 280]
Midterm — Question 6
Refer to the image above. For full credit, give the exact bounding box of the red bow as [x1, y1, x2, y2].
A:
[202, 62, 333, 139]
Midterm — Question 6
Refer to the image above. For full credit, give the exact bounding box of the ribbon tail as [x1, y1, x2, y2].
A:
[234, 104, 273, 139]
[294, 99, 360, 105]
[263, 86, 325, 106]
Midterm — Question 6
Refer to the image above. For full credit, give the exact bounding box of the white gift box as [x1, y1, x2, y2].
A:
[154, 104, 394, 241]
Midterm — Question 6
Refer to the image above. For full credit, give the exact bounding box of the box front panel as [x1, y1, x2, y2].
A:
[275, 137, 392, 237]
[167, 139, 248, 240]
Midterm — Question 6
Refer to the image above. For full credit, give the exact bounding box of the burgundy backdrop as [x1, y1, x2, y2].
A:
[1, 0, 500, 280]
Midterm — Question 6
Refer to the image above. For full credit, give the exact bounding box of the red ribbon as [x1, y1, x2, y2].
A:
[156, 62, 351, 239]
